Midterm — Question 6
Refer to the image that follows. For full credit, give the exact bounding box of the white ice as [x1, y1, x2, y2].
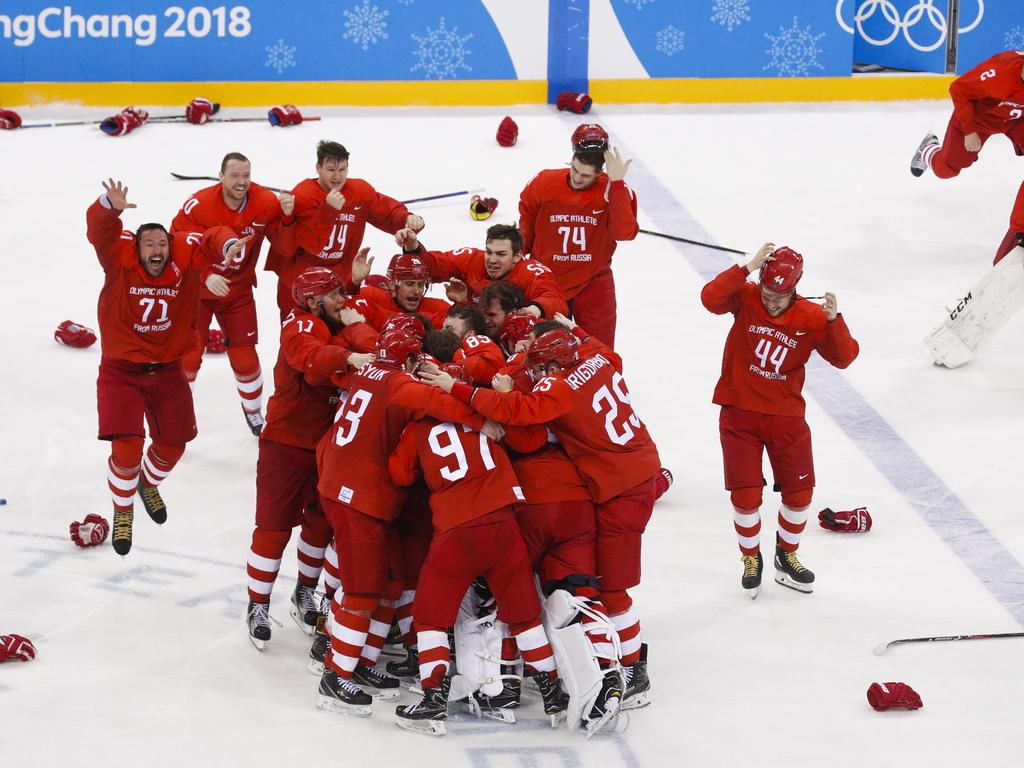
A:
[1, 97, 1023, 768]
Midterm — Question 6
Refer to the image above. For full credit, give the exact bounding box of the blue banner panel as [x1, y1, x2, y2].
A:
[956, 1, 1023, 74]
[608, 0, 853, 78]
[0, 1, 517, 82]
[844, 0, 950, 73]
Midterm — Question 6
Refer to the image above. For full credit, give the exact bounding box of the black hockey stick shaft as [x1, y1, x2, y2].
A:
[873, 631, 1024, 655]
[638, 228, 746, 255]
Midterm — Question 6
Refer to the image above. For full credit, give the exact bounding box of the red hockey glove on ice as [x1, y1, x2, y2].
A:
[0, 109, 22, 130]
[469, 195, 499, 220]
[100, 107, 149, 136]
[867, 682, 922, 711]
[556, 91, 592, 114]
[205, 328, 227, 354]
[267, 105, 303, 127]
[70, 514, 110, 548]
[185, 97, 219, 125]
[818, 507, 872, 532]
[0, 634, 36, 662]
[496, 116, 518, 147]
[54, 320, 97, 348]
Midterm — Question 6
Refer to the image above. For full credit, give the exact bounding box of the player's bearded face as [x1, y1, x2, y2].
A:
[317, 158, 349, 191]
[392, 279, 426, 311]
[483, 300, 507, 337]
[220, 160, 252, 205]
[484, 238, 521, 279]
[315, 288, 347, 329]
[760, 285, 794, 317]
[137, 232, 170, 277]
[569, 159, 599, 191]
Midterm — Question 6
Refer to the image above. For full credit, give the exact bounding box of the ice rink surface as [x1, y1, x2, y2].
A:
[2, 97, 1023, 767]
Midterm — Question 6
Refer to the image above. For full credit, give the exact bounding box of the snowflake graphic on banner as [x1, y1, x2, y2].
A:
[764, 17, 824, 77]
[656, 24, 685, 57]
[624, 0, 655, 9]
[343, 0, 389, 51]
[1006, 25, 1024, 50]
[265, 39, 296, 74]
[410, 17, 473, 79]
[710, 0, 751, 32]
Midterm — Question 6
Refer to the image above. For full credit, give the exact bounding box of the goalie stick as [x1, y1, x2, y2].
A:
[872, 631, 1024, 655]
[638, 228, 746, 255]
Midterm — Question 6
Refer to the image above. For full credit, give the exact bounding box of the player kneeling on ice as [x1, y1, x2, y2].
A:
[387, 363, 569, 736]
[701, 243, 859, 597]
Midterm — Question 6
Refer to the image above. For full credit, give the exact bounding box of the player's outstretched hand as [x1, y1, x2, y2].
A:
[350, 247, 374, 285]
[481, 419, 506, 442]
[823, 292, 838, 322]
[205, 273, 230, 297]
[746, 242, 775, 273]
[102, 179, 137, 211]
[406, 213, 425, 232]
[347, 352, 375, 370]
[552, 312, 576, 330]
[278, 192, 295, 217]
[223, 234, 253, 265]
[446, 279, 468, 305]
[395, 227, 419, 251]
[604, 147, 632, 182]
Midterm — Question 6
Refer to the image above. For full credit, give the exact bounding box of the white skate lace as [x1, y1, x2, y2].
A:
[295, 585, 318, 616]
[339, 677, 364, 695]
[250, 602, 271, 628]
[244, 411, 265, 428]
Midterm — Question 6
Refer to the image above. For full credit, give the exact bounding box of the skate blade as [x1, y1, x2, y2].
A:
[745, 585, 760, 600]
[290, 606, 315, 636]
[307, 659, 325, 676]
[584, 699, 624, 739]
[365, 687, 401, 701]
[774, 572, 814, 593]
[549, 711, 567, 729]
[395, 718, 446, 737]
[247, 634, 267, 651]
[621, 690, 651, 711]
[315, 695, 372, 717]
[463, 699, 516, 724]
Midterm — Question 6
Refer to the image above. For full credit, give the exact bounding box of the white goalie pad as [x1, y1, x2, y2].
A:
[451, 586, 508, 701]
[925, 246, 1024, 368]
[542, 589, 620, 733]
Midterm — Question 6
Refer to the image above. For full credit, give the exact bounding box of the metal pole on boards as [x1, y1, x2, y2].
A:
[945, 0, 960, 75]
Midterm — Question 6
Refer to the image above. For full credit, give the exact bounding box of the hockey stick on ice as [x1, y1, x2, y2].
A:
[638, 228, 746, 255]
[872, 631, 1024, 655]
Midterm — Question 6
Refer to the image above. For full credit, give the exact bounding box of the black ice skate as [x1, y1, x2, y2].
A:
[529, 670, 569, 724]
[111, 507, 134, 556]
[622, 643, 651, 711]
[352, 664, 401, 700]
[741, 551, 764, 599]
[290, 583, 319, 636]
[136, 480, 167, 525]
[395, 675, 450, 737]
[910, 132, 938, 177]
[774, 541, 815, 593]
[316, 669, 372, 717]
[386, 647, 419, 679]
[243, 407, 265, 437]
[246, 600, 272, 650]
[307, 601, 330, 675]
[583, 667, 625, 738]
[464, 677, 520, 724]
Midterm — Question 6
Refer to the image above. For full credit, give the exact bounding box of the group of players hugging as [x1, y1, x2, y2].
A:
[84, 117, 859, 737]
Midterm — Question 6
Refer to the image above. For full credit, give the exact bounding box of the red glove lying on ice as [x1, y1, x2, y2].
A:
[0, 634, 36, 662]
[70, 514, 110, 548]
[867, 682, 922, 711]
[818, 507, 872, 532]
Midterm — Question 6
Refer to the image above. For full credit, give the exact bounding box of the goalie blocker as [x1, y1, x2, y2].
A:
[925, 246, 1024, 368]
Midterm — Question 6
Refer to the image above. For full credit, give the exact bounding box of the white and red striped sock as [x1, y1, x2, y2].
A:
[246, 528, 291, 603]
[777, 504, 809, 552]
[107, 457, 139, 513]
[141, 445, 181, 488]
[514, 621, 556, 675]
[733, 506, 761, 556]
[611, 609, 642, 666]
[235, 368, 263, 414]
[296, 526, 328, 588]
[922, 141, 940, 171]
[395, 590, 416, 648]
[328, 598, 371, 679]
[416, 627, 451, 686]
[358, 600, 396, 667]
[322, 542, 341, 600]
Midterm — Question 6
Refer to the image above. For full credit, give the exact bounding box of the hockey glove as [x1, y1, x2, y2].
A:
[469, 195, 499, 220]
[496, 116, 518, 147]
[205, 328, 227, 354]
[0, 634, 36, 662]
[54, 320, 97, 348]
[818, 507, 872, 532]
[654, 467, 673, 500]
[267, 105, 303, 127]
[867, 682, 923, 711]
[556, 91, 593, 114]
[70, 514, 110, 548]
[185, 97, 219, 125]
[0, 109, 22, 130]
[99, 107, 149, 136]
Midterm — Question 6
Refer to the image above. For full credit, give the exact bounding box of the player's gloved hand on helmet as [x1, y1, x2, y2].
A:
[0, 634, 36, 662]
[70, 514, 110, 548]
[867, 682, 922, 711]
[818, 507, 872, 532]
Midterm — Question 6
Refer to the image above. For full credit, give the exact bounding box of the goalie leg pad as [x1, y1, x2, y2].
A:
[452, 586, 508, 700]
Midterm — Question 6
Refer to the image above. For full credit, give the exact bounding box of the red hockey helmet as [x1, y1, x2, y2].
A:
[499, 313, 536, 350]
[386, 252, 431, 285]
[759, 246, 803, 294]
[440, 362, 471, 386]
[381, 313, 427, 340]
[571, 123, 609, 154]
[292, 266, 344, 309]
[375, 329, 422, 368]
[363, 274, 390, 291]
[526, 328, 579, 370]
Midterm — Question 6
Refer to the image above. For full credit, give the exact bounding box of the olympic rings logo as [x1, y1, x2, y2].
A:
[835, 0, 984, 52]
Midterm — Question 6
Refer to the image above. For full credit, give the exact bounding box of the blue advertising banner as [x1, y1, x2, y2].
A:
[956, 1, 1024, 74]
[843, 0, 950, 73]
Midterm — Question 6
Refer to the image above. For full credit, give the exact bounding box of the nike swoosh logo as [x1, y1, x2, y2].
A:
[795, 331, 807, 336]
[247, 331, 257, 337]
[799, 474, 809, 480]
[353, 206, 363, 211]
[592, 209, 604, 214]
[252, 222, 266, 228]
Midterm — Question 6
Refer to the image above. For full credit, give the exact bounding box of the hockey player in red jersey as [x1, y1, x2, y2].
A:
[911, 50, 1024, 179]
[442, 305, 506, 385]
[395, 223, 568, 319]
[355, 251, 451, 329]
[701, 243, 859, 597]
[87, 179, 246, 556]
[387, 363, 567, 735]
[265, 140, 424, 317]
[314, 330, 500, 717]
[172, 152, 297, 436]
[421, 315, 661, 711]
[518, 123, 638, 346]
[245, 267, 377, 650]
